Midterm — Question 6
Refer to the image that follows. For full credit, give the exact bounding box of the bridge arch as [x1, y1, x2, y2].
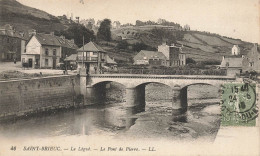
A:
[134, 81, 172, 89]
[91, 80, 127, 88]
[181, 82, 220, 90]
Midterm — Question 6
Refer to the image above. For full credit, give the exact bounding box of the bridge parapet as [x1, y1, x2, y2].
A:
[82, 74, 236, 89]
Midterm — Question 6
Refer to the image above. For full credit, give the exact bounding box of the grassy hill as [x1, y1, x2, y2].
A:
[0, 0, 68, 33]
[0, 0, 254, 63]
[111, 26, 253, 62]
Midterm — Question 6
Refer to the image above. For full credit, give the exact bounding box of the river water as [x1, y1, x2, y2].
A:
[0, 84, 221, 142]
[0, 99, 221, 142]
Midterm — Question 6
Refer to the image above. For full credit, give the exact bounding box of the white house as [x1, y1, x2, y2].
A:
[232, 45, 240, 55]
[21, 32, 77, 69]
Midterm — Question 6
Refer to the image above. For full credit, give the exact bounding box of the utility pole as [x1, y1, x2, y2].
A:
[82, 35, 84, 67]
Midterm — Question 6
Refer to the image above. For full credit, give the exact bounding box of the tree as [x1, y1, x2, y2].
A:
[117, 40, 128, 50]
[97, 19, 112, 41]
[86, 21, 93, 30]
[186, 58, 196, 64]
[55, 24, 95, 47]
[136, 20, 144, 26]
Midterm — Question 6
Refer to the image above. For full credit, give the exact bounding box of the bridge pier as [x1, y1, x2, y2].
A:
[172, 87, 187, 114]
[125, 86, 145, 107]
[83, 84, 106, 105]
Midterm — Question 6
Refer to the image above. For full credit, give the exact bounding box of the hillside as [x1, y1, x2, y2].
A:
[0, 0, 254, 63]
[111, 26, 253, 62]
[0, 0, 68, 34]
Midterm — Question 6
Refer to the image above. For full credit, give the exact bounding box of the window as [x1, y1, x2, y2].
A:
[45, 48, 49, 55]
[53, 49, 56, 56]
[249, 62, 254, 67]
[226, 62, 229, 67]
[24, 49, 26, 53]
[45, 59, 48, 66]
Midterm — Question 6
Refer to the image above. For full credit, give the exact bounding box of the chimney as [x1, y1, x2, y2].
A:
[9, 30, 14, 36]
[19, 32, 24, 37]
[29, 29, 36, 36]
[50, 32, 54, 36]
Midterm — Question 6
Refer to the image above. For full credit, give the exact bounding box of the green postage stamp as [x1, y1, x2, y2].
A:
[221, 83, 258, 126]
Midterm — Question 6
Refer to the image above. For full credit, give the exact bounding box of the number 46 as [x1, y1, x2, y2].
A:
[10, 146, 16, 151]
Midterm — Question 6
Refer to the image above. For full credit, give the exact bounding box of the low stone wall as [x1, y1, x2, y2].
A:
[0, 75, 80, 119]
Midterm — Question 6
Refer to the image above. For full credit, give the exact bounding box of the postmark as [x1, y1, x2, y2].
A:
[221, 83, 258, 126]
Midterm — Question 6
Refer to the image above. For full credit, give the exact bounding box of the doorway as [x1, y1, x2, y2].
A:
[28, 59, 33, 67]
[53, 58, 56, 69]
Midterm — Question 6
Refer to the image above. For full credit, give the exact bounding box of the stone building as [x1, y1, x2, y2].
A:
[221, 44, 260, 75]
[21, 32, 77, 69]
[158, 42, 186, 66]
[0, 24, 26, 62]
[133, 50, 167, 66]
[77, 41, 107, 74]
[242, 43, 260, 72]
[112, 21, 121, 29]
[220, 45, 244, 76]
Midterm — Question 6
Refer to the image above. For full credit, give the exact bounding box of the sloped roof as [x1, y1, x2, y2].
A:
[0, 25, 26, 40]
[220, 57, 243, 68]
[78, 41, 106, 52]
[106, 55, 117, 64]
[64, 54, 78, 61]
[30, 33, 78, 49]
[224, 55, 243, 58]
[134, 50, 167, 61]
[35, 33, 62, 46]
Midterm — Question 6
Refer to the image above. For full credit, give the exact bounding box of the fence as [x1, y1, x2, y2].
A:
[104, 68, 227, 76]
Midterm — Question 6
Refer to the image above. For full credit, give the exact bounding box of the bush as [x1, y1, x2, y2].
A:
[116, 40, 129, 50]
[186, 58, 196, 64]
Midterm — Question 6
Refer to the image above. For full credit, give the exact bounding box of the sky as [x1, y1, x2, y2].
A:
[17, 0, 260, 43]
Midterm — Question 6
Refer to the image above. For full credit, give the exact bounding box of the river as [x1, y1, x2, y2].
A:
[0, 84, 221, 142]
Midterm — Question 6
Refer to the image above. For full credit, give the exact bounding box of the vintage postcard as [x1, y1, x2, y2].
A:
[0, 0, 259, 155]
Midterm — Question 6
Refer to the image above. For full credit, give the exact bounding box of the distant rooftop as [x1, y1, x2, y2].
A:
[0, 24, 26, 40]
[78, 41, 106, 52]
[135, 50, 167, 60]
[30, 33, 77, 49]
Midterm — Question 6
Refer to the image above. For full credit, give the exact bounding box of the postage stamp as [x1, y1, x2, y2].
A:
[221, 83, 258, 126]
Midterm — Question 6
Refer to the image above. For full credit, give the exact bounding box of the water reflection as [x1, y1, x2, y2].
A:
[0, 101, 220, 141]
[0, 103, 145, 138]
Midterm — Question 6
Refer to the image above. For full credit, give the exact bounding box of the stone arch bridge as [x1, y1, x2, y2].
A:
[80, 74, 238, 113]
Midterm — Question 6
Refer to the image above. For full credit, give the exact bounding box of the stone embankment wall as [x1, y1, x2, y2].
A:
[0, 75, 80, 119]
